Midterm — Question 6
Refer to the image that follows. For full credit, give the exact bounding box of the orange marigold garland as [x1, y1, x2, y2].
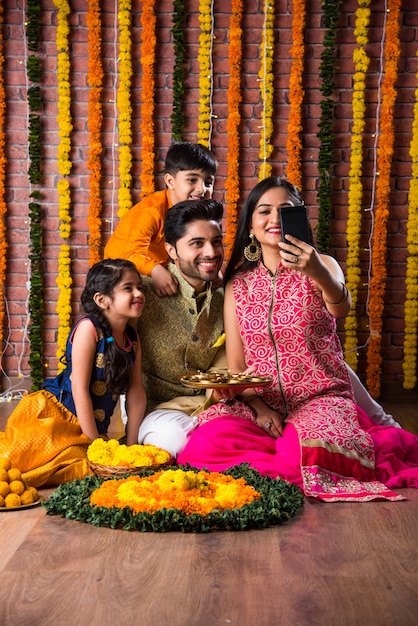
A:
[258, 0, 274, 180]
[54, 0, 73, 368]
[87, 0, 104, 266]
[286, 0, 305, 189]
[139, 0, 156, 198]
[343, 0, 371, 370]
[197, 0, 214, 148]
[117, 0, 134, 217]
[402, 50, 418, 390]
[224, 0, 243, 263]
[0, 3, 7, 361]
[366, 0, 401, 397]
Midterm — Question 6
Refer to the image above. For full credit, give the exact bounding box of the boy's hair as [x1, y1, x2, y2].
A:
[81, 259, 140, 396]
[164, 199, 224, 248]
[164, 142, 217, 176]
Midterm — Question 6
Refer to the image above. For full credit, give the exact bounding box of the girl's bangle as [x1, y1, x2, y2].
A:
[323, 282, 349, 306]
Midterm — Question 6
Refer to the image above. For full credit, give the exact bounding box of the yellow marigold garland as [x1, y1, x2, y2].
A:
[86, 0, 104, 266]
[117, 0, 133, 217]
[139, 0, 156, 198]
[343, 0, 371, 370]
[54, 0, 73, 368]
[197, 0, 213, 148]
[286, 0, 305, 188]
[0, 3, 7, 360]
[90, 469, 261, 517]
[402, 50, 418, 390]
[258, 0, 274, 180]
[366, 0, 401, 397]
[224, 0, 243, 263]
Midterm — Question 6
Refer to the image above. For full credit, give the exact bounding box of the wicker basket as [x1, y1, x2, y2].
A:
[87, 458, 173, 479]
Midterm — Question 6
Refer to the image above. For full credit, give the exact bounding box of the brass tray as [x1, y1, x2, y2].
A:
[180, 371, 272, 389]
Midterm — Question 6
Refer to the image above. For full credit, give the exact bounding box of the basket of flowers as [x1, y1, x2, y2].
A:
[87, 439, 173, 478]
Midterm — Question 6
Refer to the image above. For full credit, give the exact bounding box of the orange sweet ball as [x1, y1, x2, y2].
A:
[5, 493, 21, 508]
[20, 490, 35, 505]
[7, 468, 22, 482]
[0, 481, 10, 498]
[0, 495, 4, 507]
[0, 469, 8, 482]
[9, 480, 25, 496]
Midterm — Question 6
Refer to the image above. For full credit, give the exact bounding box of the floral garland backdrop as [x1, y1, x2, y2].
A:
[139, 0, 156, 199]
[0, 3, 416, 395]
[224, 0, 243, 263]
[365, 0, 401, 398]
[86, 0, 104, 267]
[343, 0, 371, 371]
[285, 0, 305, 189]
[403, 50, 418, 390]
[258, 0, 274, 180]
[53, 0, 73, 368]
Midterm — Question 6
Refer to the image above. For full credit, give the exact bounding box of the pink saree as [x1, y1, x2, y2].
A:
[178, 264, 418, 501]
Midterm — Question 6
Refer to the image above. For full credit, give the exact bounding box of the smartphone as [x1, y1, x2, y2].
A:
[279, 205, 312, 245]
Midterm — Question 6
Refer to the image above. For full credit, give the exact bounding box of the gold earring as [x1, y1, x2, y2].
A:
[243, 234, 261, 262]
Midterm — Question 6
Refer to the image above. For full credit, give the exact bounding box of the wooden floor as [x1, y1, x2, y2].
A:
[0, 399, 417, 626]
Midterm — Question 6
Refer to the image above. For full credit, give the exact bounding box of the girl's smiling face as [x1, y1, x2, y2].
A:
[250, 186, 296, 249]
[108, 269, 146, 319]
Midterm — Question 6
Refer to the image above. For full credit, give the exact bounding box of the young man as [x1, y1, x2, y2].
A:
[104, 142, 217, 296]
[136, 199, 225, 456]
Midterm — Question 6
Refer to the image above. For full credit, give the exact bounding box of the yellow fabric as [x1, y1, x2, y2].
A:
[0, 391, 91, 488]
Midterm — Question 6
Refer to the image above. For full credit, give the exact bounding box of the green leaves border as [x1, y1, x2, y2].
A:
[43, 464, 304, 533]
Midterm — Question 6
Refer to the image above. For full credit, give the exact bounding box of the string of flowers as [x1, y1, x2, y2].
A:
[26, 0, 44, 390]
[315, 0, 342, 253]
[343, 0, 371, 371]
[258, 0, 274, 180]
[0, 3, 7, 366]
[366, 0, 401, 397]
[402, 50, 418, 390]
[171, 0, 186, 142]
[54, 0, 73, 368]
[285, 0, 305, 188]
[197, 0, 214, 148]
[139, 0, 156, 198]
[86, 0, 104, 266]
[117, 0, 134, 217]
[224, 0, 243, 263]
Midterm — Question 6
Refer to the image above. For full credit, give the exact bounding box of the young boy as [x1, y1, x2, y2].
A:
[104, 142, 218, 296]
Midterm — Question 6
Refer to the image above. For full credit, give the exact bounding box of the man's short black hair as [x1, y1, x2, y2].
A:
[164, 199, 224, 246]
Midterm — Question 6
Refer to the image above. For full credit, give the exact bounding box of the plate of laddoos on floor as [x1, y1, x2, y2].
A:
[180, 370, 272, 390]
[0, 458, 42, 510]
[87, 438, 173, 478]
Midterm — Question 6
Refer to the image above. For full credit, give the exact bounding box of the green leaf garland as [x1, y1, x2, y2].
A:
[316, 0, 343, 253]
[171, 0, 186, 142]
[43, 464, 304, 533]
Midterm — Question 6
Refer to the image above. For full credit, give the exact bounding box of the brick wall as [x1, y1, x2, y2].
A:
[0, 0, 417, 399]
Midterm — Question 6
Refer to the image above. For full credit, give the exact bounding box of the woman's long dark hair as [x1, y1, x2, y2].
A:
[223, 177, 304, 285]
[81, 259, 139, 396]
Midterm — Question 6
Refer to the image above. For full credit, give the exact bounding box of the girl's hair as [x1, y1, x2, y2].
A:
[223, 177, 307, 285]
[164, 142, 218, 176]
[81, 258, 139, 396]
[164, 198, 224, 248]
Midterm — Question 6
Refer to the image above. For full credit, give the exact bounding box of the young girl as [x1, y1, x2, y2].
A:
[0, 259, 147, 487]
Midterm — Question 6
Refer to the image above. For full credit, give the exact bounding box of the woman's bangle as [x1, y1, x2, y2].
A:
[323, 282, 349, 306]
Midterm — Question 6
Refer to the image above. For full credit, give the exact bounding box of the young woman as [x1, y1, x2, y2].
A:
[0, 259, 146, 487]
[178, 177, 418, 501]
